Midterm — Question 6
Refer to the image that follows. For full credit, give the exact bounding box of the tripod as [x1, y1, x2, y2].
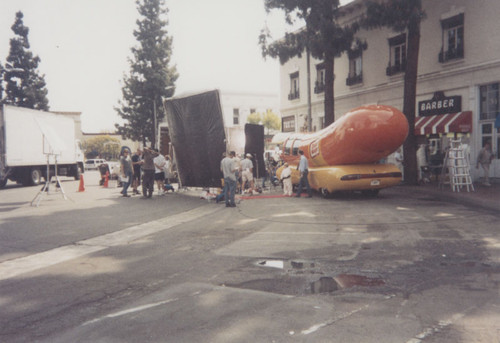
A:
[31, 154, 68, 207]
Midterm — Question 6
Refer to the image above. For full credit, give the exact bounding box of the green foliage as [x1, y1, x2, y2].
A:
[363, 0, 426, 33]
[262, 110, 281, 132]
[260, 0, 359, 126]
[115, 0, 178, 148]
[260, 0, 358, 64]
[0, 62, 4, 97]
[82, 135, 121, 160]
[1, 11, 49, 110]
[246, 110, 281, 133]
[246, 112, 262, 125]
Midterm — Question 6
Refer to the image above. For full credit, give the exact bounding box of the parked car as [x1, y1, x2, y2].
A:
[84, 159, 107, 170]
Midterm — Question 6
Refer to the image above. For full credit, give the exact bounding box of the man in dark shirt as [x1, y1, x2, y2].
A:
[141, 147, 156, 198]
[131, 148, 142, 195]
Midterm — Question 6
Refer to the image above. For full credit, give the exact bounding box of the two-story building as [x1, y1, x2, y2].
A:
[279, 0, 500, 180]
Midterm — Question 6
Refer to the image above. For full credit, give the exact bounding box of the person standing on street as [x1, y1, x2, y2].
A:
[141, 147, 155, 198]
[119, 149, 133, 197]
[394, 148, 404, 181]
[131, 148, 142, 195]
[296, 150, 312, 198]
[280, 162, 293, 196]
[221, 151, 237, 207]
[241, 153, 254, 194]
[153, 149, 166, 195]
[476, 141, 494, 186]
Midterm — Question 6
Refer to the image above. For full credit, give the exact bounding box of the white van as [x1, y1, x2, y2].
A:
[84, 159, 106, 170]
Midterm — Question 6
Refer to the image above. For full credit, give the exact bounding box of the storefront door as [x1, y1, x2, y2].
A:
[479, 122, 499, 178]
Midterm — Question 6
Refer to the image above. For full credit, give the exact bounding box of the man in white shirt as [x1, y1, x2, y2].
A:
[241, 153, 254, 194]
[153, 149, 166, 195]
[220, 151, 237, 207]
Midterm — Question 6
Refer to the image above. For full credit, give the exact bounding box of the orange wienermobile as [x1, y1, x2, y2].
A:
[277, 105, 409, 197]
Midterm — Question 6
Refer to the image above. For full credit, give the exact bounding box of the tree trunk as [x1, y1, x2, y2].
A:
[324, 55, 335, 126]
[402, 21, 420, 185]
[306, 47, 312, 131]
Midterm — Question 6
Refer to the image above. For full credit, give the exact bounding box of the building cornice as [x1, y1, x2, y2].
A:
[335, 59, 500, 101]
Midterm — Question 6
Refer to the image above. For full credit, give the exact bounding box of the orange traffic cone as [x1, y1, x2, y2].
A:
[103, 171, 109, 188]
[78, 174, 85, 192]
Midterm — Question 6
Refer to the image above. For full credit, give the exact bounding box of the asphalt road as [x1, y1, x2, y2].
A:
[0, 171, 499, 342]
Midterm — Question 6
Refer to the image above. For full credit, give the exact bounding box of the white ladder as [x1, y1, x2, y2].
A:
[444, 139, 475, 192]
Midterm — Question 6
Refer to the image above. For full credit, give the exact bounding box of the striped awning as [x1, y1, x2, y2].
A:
[414, 111, 472, 135]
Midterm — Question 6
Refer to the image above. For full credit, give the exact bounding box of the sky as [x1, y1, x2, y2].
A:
[0, 0, 350, 133]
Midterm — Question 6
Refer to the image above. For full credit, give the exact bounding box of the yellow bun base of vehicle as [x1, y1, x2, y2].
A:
[277, 163, 402, 195]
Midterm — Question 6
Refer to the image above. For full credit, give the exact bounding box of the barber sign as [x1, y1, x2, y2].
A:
[418, 92, 462, 116]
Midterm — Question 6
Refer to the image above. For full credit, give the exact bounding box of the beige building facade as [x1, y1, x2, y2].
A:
[280, 0, 500, 180]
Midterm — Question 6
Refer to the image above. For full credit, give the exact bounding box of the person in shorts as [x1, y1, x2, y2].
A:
[241, 153, 254, 194]
[153, 149, 166, 195]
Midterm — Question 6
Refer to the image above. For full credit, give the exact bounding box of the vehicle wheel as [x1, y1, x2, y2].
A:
[25, 168, 42, 186]
[320, 188, 330, 198]
[0, 178, 7, 188]
[74, 166, 82, 180]
[361, 189, 379, 197]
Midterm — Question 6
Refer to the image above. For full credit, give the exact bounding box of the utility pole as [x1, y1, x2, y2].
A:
[306, 45, 312, 132]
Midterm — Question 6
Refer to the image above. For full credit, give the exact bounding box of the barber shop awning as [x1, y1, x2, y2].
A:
[414, 111, 472, 135]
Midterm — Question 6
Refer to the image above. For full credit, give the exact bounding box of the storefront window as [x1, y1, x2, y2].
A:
[479, 83, 499, 120]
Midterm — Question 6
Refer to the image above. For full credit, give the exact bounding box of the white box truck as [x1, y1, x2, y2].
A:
[0, 105, 84, 188]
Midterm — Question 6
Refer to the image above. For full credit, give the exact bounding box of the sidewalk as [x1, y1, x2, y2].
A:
[394, 179, 500, 213]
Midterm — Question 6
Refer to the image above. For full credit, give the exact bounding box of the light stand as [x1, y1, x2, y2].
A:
[53, 154, 68, 200]
[30, 132, 69, 207]
[31, 153, 52, 207]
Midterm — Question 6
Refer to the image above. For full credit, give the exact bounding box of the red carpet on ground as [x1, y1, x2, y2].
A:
[239, 194, 304, 200]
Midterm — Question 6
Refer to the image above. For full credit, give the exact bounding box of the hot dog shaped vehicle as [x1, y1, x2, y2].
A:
[277, 105, 409, 197]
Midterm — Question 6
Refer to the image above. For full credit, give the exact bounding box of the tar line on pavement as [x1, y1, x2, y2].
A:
[0, 204, 219, 281]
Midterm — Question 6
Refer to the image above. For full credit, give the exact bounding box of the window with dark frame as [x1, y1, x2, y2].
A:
[479, 83, 500, 159]
[439, 13, 464, 63]
[314, 63, 325, 94]
[233, 108, 239, 125]
[346, 49, 363, 86]
[284, 138, 293, 155]
[479, 83, 499, 121]
[282, 115, 295, 133]
[292, 139, 302, 155]
[386, 33, 407, 76]
[288, 72, 300, 100]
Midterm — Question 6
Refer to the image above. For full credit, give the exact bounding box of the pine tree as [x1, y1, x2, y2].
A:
[0, 62, 4, 99]
[3, 11, 49, 110]
[260, 0, 358, 127]
[115, 0, 178, 148]
[363, 0, 426, 185]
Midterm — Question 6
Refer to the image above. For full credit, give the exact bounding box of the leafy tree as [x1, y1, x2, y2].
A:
[246, 112, 262, 125]
[363, 0, 426, 185]
[82, 135, 121, 160]
[261, 110, 281, 134]
[0, 61, 4, 99]
[260, 0, 358, 127]
[2, 11, 49, 110]
[246, 110, 281, 135]
[115, 0, 178, 148]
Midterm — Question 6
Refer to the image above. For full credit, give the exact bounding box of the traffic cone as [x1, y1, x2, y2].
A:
[78, 175, 85, 192]
[103, 171, 109, 188]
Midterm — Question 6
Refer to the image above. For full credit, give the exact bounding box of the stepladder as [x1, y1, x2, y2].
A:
[439, 139, 475, 192]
